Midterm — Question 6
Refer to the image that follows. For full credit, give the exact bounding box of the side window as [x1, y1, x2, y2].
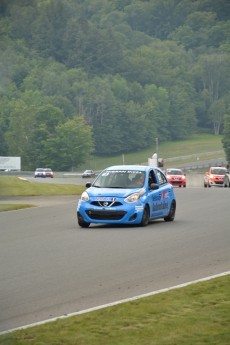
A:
[148, 170, 157, 187]
[156, 170, 167, 185]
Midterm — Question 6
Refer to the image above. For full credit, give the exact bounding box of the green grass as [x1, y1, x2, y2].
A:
[1, 274, 229, 345]
[0, 176, 85, 197]
[83, 134, 224, 171]
[0, 176, 85, 211]
[0, 204, 35, 211]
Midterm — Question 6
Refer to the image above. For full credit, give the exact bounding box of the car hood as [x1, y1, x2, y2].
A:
[87, 187, 142, 198]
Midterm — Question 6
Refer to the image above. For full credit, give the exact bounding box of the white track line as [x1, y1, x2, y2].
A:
[1, 271, 229, 335]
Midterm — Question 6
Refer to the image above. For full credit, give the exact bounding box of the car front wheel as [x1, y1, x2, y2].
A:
[77, 212, 90, 228]
[78, 220, 90, 228]
[164, 201, 176, 222]
[140, 206, 150, 227]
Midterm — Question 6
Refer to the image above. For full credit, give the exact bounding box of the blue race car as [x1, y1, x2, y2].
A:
[77, 165, 176, 228]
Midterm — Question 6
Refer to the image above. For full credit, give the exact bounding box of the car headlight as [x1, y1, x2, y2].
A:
[125, 192, 141, 203]
[81, 191, 89, 201]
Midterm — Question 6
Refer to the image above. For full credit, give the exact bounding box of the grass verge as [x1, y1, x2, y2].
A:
[0, 176, 85, 211]
[0, 176, 85, 197]
[1, 274, 229, 345]
[0, 204, 35, 212]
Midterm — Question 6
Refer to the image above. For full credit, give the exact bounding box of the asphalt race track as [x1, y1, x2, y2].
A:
[0, 186, 230, 332]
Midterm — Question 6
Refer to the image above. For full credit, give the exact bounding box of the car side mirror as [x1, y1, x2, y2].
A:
[86, 182, 92, 188]
[150, 183, 159, 190]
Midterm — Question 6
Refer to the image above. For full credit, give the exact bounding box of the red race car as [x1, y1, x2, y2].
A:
[165, 168, 186, 188]
[204, 167, 226, 187]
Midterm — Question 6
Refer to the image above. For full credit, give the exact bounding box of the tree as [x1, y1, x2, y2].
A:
[183, 11, 216, 48]
[222, 110, 230, 164]
[194, 53, 230, 133]
[144, 84, 170, 140]
[5, 100, 36, 168]
[168, 84, 197, 140]
[209, 98, 227, 135]
[42, 115, 94, 171]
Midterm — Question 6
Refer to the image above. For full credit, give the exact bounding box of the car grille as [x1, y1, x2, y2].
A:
[86, 210, 126, 220]
[91, 201, 122, 207]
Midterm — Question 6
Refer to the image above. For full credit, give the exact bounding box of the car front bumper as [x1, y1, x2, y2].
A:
[168, 179, 186, 187]
[208, 180, 224, 186]
[77, 199, 145, 225]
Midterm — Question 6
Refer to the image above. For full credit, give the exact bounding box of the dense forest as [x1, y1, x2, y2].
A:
[0, 0, 230, 170]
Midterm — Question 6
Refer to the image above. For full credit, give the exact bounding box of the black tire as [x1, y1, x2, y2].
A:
[204, 183, 207, 188]
[78, 220, 90, 228]
[140, 206, 150, 227]
[164, 201, 176, 222]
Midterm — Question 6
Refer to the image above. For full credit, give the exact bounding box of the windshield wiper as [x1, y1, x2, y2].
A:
[110, 186, 126, 188]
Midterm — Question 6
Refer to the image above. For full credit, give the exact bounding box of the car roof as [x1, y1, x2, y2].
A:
[105, 165, 154, 172]
[166, 168, 182, 171]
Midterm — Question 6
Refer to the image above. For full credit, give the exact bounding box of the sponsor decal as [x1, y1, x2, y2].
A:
[153, 195, 161, 201]
[162, 191, 168, 199]
[96, 197, 116, 202]
[135, 205, 144, 212]
[153, 202, 168, 211]
[153, 191, 168, 201]
[103, 170, 143, 174]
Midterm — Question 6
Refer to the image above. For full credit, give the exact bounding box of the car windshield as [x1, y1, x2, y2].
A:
[211, 168, 226, 174]
[93, 170, 146, 188]
[167, 170, 183, 175]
